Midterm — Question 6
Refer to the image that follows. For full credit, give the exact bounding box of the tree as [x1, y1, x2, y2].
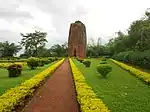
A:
[49, 42, 68, 57]
[145, 8, 150, 20]
[0, 41, 21, 57]
[20, 30, 47, 57]
[135, 26, 150, 51]
[86, 38, 109, 57]
[106, 31, 128, 55]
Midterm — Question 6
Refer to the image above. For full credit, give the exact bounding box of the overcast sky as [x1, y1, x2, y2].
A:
[0, 0, 150, 47]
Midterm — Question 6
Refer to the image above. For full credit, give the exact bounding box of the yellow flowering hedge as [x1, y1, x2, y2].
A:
[111, 59, 150, 84]
[0, 58, 64, 112]
[0, 62, 27, 68]
[69, 58, 110, 112]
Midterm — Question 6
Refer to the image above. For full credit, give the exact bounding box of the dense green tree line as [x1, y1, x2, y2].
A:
[108, 9, 150, 68]
[0, 41, 21, 57]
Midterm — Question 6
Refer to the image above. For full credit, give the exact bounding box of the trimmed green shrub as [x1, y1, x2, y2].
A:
[101, 58, 107, 61]
[43, 59, 51, 64]
[97, 64, 112, 78]
[54, 57, 58, 61]
[100, 61, 107, 64]
[7, 64, 22, 77]
[48, 57, 55, 62]
[27, 57, 39, 69]
[83, 60, 91, 67]
[77, 58, 84, 63]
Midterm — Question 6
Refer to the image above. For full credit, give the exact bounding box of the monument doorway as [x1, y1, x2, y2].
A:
[74, 49, 76, 57]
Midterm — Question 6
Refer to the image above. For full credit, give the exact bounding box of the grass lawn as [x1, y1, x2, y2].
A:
[0, 62, 56, 95]
[73, 58, 150, 112]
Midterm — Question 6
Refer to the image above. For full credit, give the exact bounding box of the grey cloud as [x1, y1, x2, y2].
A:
[34, 0, 88, 42]
[0, 0, 33, 20]
[0, 30, 21, 43]
[0, 0, 88, 46]
[0, 8, 33, 19]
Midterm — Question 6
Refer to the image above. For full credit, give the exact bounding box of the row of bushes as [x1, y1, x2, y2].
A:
[0, 62, 26, 69]
[111, 59, 150, 84]
[6, 57, 60, 77]
[0, 58, 64, 112]
[0, 59, 27, 63]
[75, 58, 112, 78]
[69, 58, 110, 112]
[75, 58, 91, 67]
[0, 57, 60, 69]
[112, 50, 150, 69]
[26, 57, 60, 69]
[0, 57, 61, 63]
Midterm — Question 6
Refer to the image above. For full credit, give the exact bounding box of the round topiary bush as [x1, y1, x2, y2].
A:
[96, 64, 112, 78]
[7, 64, 22, 77]
[77, 58, 84, 63]
[100, 61, 107, 64]
[101, 58, 107, 61]
[27, 57, 39, 69]
[83, 60, 91, 67]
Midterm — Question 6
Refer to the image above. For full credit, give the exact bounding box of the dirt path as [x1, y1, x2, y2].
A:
[23, 59, 79, 112]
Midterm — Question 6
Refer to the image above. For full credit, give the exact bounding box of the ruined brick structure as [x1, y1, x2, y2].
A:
[68, 21, 87, 58]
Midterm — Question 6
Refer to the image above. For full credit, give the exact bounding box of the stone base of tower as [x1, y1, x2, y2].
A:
[68, 45, 86, 58]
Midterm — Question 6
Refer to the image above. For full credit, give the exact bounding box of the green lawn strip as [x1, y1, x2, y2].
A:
[73, 59, 150, 112]
[0, 61, 57, 95]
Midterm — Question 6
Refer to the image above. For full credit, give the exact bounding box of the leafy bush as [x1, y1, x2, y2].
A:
[77, 58, 84, 63]
[83, 60, 91, 67]
[7, 64, 22, 77]
[54, 57, 58, 61]
[27, 57, 39, 69]
[101, 58, 107, 61]
[38, 59, 45, 67]
[100, 61, 107, 64]
[0, 59, 26, 63]
[97, 64, 112, 78]
[43, 59, 51, 64]
[48, 57, 55, 62]
[113, 50, 150, 69]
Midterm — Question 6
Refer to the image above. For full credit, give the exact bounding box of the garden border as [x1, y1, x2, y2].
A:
[69, 58, 110, 112]
[0, 58, 65, 112]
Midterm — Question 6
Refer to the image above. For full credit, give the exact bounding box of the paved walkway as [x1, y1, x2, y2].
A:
[23, 59, 79, 112]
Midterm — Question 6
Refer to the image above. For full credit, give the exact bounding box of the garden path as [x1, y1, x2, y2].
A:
[23, 59, 79, 112]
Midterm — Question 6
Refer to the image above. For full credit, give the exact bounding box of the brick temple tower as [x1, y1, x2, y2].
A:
[68, 21, 87, 58]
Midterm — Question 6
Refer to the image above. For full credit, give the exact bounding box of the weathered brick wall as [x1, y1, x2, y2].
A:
[68, 21, 87, 58]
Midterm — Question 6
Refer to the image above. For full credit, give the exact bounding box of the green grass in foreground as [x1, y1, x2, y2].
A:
[0, 62, 56, 95]
[73, 59, 150, 112]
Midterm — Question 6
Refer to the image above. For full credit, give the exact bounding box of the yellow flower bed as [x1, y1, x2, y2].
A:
[0, 58, 64, 112]
[69, 58, 110, 112]
[111, 59, 150, 84]
[0, 62, 27, 68]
